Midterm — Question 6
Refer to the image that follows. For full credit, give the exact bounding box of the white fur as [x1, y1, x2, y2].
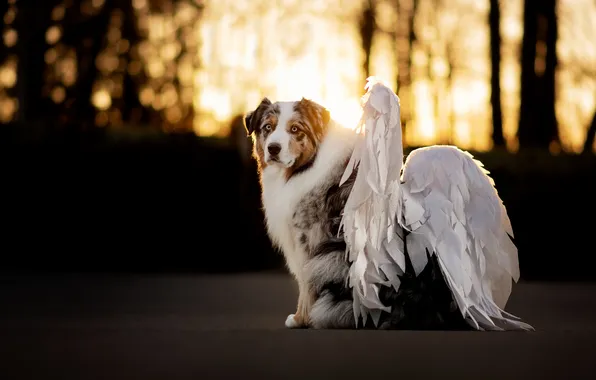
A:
[285, 313, 299, 328]
[260, 117, 357, 299]
[263, 102, 298, 167]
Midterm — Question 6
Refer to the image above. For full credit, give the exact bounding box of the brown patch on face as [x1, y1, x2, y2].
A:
[283, 98, 331, 180]
[243, 98, 280, 171]
[293, 97, 331, 138]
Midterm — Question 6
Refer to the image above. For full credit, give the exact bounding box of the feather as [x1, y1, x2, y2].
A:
[340, 77, 405, 325]
[340, 77, 533, 331]
[400, 146, 533, 330]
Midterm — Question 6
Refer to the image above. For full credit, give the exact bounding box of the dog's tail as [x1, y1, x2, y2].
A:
[305, 234, 477, 330]
[305, 238, 355, 329]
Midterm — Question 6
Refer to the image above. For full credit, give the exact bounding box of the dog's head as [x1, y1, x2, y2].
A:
[243, 97, 330, 176]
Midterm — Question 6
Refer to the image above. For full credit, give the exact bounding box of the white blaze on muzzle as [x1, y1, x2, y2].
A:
[264, 102, 298, 167]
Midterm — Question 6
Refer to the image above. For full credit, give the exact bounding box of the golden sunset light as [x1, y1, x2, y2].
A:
[1, 0, 595, 153]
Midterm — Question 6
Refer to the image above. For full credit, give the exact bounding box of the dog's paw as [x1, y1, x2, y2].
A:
[285, 314, 300, 329]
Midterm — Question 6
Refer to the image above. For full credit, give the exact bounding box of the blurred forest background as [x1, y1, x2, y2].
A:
[1, 0, 595, 280]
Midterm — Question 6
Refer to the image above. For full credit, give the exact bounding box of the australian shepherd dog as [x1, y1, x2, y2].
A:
[244, 98, 468, 330]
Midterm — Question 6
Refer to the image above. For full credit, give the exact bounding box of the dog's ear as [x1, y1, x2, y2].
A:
[244, 97, 272, 136]
[297, 98, 331, 137]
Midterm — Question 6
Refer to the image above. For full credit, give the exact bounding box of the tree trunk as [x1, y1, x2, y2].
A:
[583, 108, 596, 154]
[517, 0, 559, 150]
[14, 0, 55, 125]
[0, 1, 10, 63]
[70, 0, 114, 128]
[538, 0, 560, 146]
[120, 0, 150, 126]
[359, 0, 376, 80]
[395, 0, 418, 138]
[489, 0, 505, 148]
[517, 0, 537, 148]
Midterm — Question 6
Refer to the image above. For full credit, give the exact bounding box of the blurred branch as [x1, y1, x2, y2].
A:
[560, 63, 596, 82]
[146, 0, 203, 12]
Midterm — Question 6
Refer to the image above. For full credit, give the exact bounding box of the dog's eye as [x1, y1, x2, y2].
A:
[263, 124, 271, 131]
[291, 126, 299, 133]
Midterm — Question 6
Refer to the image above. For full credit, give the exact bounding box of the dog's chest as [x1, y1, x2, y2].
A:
[261, 175, 302, 253]
[259, 127, 357, 254]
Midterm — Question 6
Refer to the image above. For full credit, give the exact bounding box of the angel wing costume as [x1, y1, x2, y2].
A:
[339, 77, 533, 331]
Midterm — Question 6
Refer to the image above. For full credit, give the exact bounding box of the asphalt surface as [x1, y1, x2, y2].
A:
[1, 272, 595, 379]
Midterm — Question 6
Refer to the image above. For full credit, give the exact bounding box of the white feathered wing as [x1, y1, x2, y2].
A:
[339, 77, 406, 328]
[340, 77, 533, 331]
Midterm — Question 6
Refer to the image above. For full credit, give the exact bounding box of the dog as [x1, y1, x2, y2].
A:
[243, 97, 469, 330]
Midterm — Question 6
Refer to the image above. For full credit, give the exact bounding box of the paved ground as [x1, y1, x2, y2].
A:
[1, 272, 595, 379]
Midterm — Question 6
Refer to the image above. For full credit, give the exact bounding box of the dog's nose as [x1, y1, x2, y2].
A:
[268, 143, 281, 156]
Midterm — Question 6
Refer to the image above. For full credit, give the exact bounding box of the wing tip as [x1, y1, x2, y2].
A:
[364, 76, 400, 101]
[365, 76, 391, 89]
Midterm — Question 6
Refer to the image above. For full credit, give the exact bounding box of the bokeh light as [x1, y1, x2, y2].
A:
[1, 0, 595, 153]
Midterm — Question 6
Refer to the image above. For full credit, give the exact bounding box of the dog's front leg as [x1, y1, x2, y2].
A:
[285, 274, 313, 329]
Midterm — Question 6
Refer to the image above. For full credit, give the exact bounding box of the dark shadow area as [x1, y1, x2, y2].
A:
[1, 272, 595, 379]
[1, 123, 595, 281]
[0, 121, 282, 274]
